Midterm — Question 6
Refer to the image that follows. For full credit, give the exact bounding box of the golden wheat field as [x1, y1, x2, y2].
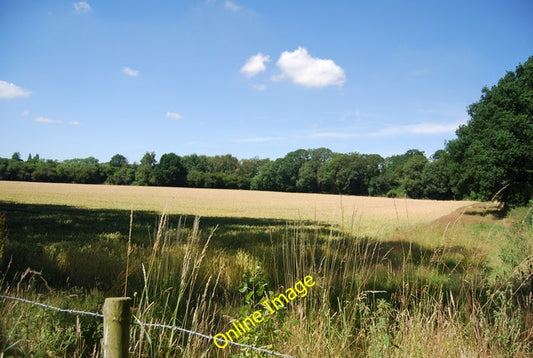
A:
[0, 181, 476, 236]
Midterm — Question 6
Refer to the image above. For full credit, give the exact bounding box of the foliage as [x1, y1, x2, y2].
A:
[152, 153, 187, 187]
[446, 56, 533, 206]
[319, 152, 383, 195]
[238, 267, 270, 309]
[295, 148, 333, 192]
[422, 150, 454, 200]
[135, 151, 157, 185]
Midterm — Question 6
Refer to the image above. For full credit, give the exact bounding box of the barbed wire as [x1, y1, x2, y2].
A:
[134, 319, 295, 358]
[0, 294, 104, 319]
[0, 295, 295, 358]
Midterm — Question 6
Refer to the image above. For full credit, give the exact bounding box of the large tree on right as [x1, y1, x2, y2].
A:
[446, 56, 533, 206]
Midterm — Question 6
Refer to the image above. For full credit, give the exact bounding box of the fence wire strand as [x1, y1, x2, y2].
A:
[0, 295, 295, 358]
[0, 294, 104, 319]
[133, 319, 295, 357]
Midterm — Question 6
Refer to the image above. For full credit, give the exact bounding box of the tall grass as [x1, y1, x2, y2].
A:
[1, 205, 532, 357]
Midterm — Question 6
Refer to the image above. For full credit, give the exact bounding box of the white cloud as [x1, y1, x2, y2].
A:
[123, 66, 139, 77]
[0, 80, 31, 99]
[33, 117, 62, 124]
[370, 122, 461, 137]
[69, 121, 81, 126]
[309, 121, 461, 140]
[21, 110, 30, 116]
[74, 1, 91, 14]
[276, 47, 346, 88]
[240, 53, 270, 78]
[224, 1, 241, 12]
[166, 112, 183, 120]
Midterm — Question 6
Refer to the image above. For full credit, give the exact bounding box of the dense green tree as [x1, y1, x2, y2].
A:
[31, 160, 59, 182]
[318, 153, 383, 195]
[237, 158, 269, 177]
[140, 152, 157, 168]
[183, 154, 253, 189]
[235, 157, 270, 189]
[57, 157, 104, 184]
[422, 150, 453, 200]
[109, 154, 128, 168]
[182, 154, 209, 174]
[251, 160, 283, 191]
[152, 153, 187, 187]
[296, 148, 333, 192]
[6, 159, 33, 181]
[400, 154, 428, 198]
[105, 154, 134, 185]
[186, 169, 205, 187]
[0, 158, 8, 179]
[207, 154, 239, 173]
[251, 150, 309, 192]
[203, 172, 228, 188]
[277, 149, 309, 192]
[106, 165, 136, 185]
[446, 56, 533, 205]
[370, 149, 427, 197]
[135, 152, 156, 185]
[26, 153, 40, 163]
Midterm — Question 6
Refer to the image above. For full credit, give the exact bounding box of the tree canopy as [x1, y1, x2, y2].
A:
[446, 56, 533, 205]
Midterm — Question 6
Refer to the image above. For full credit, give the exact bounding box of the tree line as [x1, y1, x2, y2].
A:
[1, 56, 531, 206]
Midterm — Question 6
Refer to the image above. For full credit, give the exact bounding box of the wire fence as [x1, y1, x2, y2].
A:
[0, 294, 295, 358]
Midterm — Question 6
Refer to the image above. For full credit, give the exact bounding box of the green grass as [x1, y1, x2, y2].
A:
[0, 200, 532, 357]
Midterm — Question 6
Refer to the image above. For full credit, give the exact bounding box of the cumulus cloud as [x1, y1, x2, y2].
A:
[240, 53, 270, 78]
[123, 66, 139, 77]
[276, 47, 346, 88]
[33, 117, 62, 124]
[74, 1, 91, 14]
[0, 80, 31, 99]
[166, 112, 183, 120]
[224, 1, 241, 12]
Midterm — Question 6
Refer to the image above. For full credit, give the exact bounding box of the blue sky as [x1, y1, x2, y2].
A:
[1, 0, 532, 163]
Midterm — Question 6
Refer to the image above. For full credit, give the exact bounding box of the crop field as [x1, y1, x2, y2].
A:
[0, 181, 475, 237]
[0, 181, 532, 357]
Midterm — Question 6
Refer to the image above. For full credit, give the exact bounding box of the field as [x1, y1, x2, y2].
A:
[0, 181, 532, 357]
[0, 181, 476, 237]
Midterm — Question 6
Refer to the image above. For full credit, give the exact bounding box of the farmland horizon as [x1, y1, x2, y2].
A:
[0, 180, 477, 238]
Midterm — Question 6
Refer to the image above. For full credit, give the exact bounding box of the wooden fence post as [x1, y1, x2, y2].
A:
[102, 297, 131, 358]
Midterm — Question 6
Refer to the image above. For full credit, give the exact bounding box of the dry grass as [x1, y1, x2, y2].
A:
[1, 182, 531, 357]
[0, 181, 475, 237]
